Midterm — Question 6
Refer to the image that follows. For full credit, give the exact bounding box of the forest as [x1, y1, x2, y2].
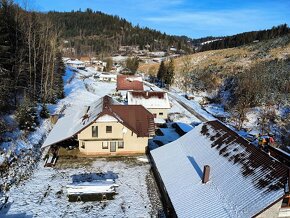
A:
[199, 24, 290, 51]
[46, 9, 193, 56]
[0, 0, 65, 133]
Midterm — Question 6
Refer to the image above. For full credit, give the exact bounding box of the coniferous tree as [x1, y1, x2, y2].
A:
[126, 57, 139, 74]
[54, 52, 65, 100]
[40, 103, 50, 119]
[15, 99, 39, 132]
[164, 59, 174, 86]
[0, 0, 22, 111]
[104, 57, 113, 72]
[157, 60, 166, 83]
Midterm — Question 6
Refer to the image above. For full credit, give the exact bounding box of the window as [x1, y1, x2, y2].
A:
[92, 126, 98, 137]
[102, 142, 108, 149]
[159, 112, 163, 116]
[106, 126, 112, 133]
[118, 141, 124, 149]
[81, 142, 85, 149]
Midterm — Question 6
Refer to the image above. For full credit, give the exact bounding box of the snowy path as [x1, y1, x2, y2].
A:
[144, 81, 214, 122]
[167, 93, 211, 122]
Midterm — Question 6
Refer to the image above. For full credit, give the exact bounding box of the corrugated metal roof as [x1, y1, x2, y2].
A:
[127, 91, 171, 109]
[151, 120, 288, 218]
[42, 97, 106, 148]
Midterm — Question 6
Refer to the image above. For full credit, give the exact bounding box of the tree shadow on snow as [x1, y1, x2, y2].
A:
[0, 202, 33, 218]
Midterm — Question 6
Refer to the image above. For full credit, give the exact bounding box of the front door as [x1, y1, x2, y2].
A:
[110, 142, 116, 152]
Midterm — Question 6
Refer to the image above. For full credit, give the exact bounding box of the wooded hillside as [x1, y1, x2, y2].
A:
[46, 9, 193, 56]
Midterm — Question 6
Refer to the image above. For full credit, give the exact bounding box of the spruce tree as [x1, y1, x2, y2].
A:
[157, 60, 166, 82]
[164, 59, 174, 86]
[0, 0, 16, 111]
[126, 57, 139, 74]
[15, 99, 39, 132]
[55, 52, 65, 100]
[40, 104, 50, 119]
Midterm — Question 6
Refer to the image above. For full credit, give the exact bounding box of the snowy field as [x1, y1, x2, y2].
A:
[1, 157, 161, 218]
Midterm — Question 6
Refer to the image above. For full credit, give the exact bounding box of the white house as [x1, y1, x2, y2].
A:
[67, 59, 86, 70]
[99, 73, 117, 82]
[127, 91, 171, 121]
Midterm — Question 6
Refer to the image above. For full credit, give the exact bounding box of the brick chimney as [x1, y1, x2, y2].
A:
[202, 165, 210, 184]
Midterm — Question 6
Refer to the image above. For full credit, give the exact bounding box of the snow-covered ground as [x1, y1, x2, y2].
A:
[0, 68, 165, 217]
[1, 157, 159, 218]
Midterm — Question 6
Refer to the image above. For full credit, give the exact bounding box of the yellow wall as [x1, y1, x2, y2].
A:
[256, 199, 282, 218]
[77, 120, 148, 155]
[148, 108, 168, 120]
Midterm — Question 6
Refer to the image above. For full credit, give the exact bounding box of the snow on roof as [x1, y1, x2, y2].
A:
[117, 75, 144, 91]
[99, 73, 117, 78]
[67, 59, 85, 65]
[42, 96, 117, 148]
[151, 120, 288, 218]
[128, 91, 171, 109]
[42, 95, 155, 148]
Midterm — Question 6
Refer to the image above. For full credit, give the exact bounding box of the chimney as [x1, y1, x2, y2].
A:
[202, 165, 210, 184]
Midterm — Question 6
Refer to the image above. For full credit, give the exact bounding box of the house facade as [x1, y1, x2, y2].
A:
[42, 95, 155, 156]
[99, 73, 117, 82]
[127, 91, 171, 120]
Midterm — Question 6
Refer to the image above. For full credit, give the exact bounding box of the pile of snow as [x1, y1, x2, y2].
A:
[67, 180, 119, 195]
[204, 104, 230, 118]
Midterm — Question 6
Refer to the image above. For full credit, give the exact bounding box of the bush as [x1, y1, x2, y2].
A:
[15, 100, 39, 132]
[40, 104, 50, 119]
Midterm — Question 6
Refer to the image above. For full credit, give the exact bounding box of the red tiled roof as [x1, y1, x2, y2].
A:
[100, 95, 154, 137]
[116, 75, 144, 91]
[111, 105, 154, 137]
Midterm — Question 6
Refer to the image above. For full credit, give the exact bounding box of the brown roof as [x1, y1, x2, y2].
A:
[151, 120, 289, 217]
[202, 120, 289, 192]
[99, 95, 154, 137]
[111, 105, 154, 137]
[116, 75, 144, 91]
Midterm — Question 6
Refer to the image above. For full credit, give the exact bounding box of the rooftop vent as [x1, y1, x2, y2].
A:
[202, 165, 210, 184]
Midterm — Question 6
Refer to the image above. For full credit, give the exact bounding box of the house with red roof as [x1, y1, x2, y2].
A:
[42, 95, 155, 156]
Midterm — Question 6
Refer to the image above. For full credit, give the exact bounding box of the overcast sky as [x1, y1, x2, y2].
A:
[15, 0, 290, 38]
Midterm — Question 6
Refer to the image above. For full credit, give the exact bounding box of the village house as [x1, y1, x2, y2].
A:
[94, 60, 107, 72]
[150, 120, 290, 218]
[116, 75, 144, 99]
[42, 95, 155, 156]
[127, 91, 171, 121]
[66, 59, 86, 70]
[98, 73, 117, 82]
[80, 57, 91, 66]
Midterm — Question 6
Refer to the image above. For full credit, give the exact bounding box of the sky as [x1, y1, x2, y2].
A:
[15, 0, 290, 38]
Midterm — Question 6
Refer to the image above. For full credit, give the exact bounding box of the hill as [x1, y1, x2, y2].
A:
[46, 9, 193, 56]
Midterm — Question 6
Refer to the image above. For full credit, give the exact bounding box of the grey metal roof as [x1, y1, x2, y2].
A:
[151, 120, 288, 218]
